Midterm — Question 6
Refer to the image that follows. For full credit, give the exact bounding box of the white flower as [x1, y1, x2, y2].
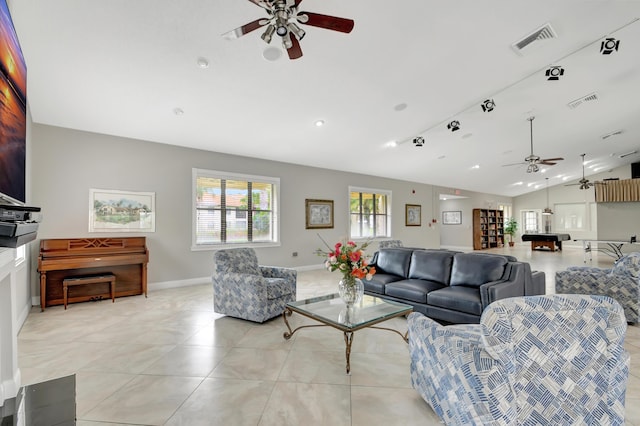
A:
[328, 255, 337, 264]
[365, 272, 374, 281]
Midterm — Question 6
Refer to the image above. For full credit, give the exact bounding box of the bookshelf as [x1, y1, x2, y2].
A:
[472, 209, 505, 250]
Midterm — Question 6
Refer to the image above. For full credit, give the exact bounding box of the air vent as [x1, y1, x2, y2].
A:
[601, 129, 624, 140]
[511, 23, 557, 54]
[567, 92, 598, 109]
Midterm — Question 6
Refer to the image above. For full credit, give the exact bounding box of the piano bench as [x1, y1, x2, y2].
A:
[63, 274, 116, 310]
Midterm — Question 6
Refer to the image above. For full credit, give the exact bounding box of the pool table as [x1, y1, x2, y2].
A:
[521, 233, 571, 251]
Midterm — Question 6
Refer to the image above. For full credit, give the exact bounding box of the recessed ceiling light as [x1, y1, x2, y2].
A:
[513, 182, 524, 186]
[461, 133, 473, 139]
[315, 120, 325, 127]
[196, 57, 209, 69]
[471, 164, 480, 169]
[385, 141, 397, 148]
[562, 176, 569, 181]
[173, 107, 184, 116]
[540, 168, 547, 173]
[437, 155, 446, 160]
[393, 103, 408, 111]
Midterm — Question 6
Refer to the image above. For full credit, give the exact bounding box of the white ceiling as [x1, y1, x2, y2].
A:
[10, 0, 640, 197]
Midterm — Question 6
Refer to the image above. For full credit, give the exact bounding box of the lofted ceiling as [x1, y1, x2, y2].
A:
[10, 0, 640, 197]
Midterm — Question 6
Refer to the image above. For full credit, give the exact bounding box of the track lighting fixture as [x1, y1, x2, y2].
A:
[600, 37, 620, 54]
[481, 99, 496, 112]
[447, 120, 461, 132]
[413, 136, 424, 147]
[545, 66, 564, 81]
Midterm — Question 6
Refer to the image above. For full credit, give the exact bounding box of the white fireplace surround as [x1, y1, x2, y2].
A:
[0, 247, 30, 405]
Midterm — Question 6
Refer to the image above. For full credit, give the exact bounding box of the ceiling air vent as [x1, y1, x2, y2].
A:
[567, 92, 598, 109]
[511, 23, 557, 54]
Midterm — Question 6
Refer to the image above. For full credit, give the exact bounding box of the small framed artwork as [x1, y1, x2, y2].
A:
[305, 199, 334, 229]
[405, 204, 421, 226]
[443, 210, 462, 225]
[89, 188, 156, 232]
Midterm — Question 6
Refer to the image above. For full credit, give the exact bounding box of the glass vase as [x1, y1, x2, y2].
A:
[338, 277, 364, 307]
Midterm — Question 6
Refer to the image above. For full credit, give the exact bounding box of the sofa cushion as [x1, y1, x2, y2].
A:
[427, 286, 483, 316]
[215, 248, 261, 275]
[408, 250, 455, 284]
[363, 273, 402, 294]
[450, 253, 507, 287]
[385, 279, 446, 304]
[374, 248, 413, 278]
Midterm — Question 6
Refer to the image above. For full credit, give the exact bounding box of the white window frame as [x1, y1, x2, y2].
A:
[521, 209, 541, 233]
[348, 186, 392, 240]
[192, 168, 280, 250]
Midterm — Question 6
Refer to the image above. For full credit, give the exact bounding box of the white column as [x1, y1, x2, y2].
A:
[0, 248, 21, 405]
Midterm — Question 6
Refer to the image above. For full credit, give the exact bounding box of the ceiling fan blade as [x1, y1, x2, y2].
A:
[287, 33, 303, 60]
[298, 12, 354, 33]
[539, 161, 557, 166]
[247, 0, 271, 9]
[541, 157, 564, 162]
[502, 161, 527, 167]
[222, 19, 268, 40]
[294, 0, 304, 6]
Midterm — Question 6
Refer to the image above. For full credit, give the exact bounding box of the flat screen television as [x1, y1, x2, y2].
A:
[0, 0, 27, 205]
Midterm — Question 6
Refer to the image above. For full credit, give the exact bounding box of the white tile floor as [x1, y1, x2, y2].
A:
[17, 245, 640, 425]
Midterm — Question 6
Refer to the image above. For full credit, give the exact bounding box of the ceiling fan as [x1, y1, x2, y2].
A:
[565, 153, 595, 190]
[222, 0, 354, 60]
[503, 116, 564, 173]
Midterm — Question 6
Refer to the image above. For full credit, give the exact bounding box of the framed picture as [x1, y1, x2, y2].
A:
[405, 204, 421, 226]
[305, 199, 334, 229]
[89, 189, 156, 232]
[443, 210, 462, 225]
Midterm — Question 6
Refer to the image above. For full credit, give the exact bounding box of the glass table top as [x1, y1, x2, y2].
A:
[286, 294, 412, 330]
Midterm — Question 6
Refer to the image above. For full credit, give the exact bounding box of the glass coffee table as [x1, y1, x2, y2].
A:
[282, 294, 413, 374]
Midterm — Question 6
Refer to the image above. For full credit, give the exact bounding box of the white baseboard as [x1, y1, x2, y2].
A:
[32, 265, 328, 302]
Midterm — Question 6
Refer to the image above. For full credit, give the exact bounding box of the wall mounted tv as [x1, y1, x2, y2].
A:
[0, 0, 27, 205]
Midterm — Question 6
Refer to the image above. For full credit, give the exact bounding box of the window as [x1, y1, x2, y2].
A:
[349, 187, 391, 239]
[521, 210, 540, 233]
[498, 203, 512, 221]
[555, 203, 588, 231]
[193, 169, 279, 248]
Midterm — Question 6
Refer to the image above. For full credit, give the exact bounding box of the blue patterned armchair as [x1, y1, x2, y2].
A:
[212, 248, 297, 323]
[555, 252, 640, 323]
[379, 239, 403, 249]
[408, 294, 629, 425]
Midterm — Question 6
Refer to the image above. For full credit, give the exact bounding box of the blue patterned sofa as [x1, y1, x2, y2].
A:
[212, 248, 297, 323]
[408, 294, 630, 425]
[555, 251, 640, 323]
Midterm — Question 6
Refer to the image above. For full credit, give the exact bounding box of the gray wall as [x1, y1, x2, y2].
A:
[438, 191, 514, 250]
[30, 124, 444, 293]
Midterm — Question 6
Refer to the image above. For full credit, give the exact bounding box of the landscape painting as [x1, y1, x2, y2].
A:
[89, 189, 156, 232]
[0, 0, 27, 203]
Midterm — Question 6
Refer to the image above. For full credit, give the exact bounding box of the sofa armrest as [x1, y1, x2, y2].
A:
[407, 312, 512, 425]
[212, 271, 270, 297]
[479, 263, 526, 307]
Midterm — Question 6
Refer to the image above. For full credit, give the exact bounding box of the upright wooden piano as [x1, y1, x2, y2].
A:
[38, 237, 149, 311]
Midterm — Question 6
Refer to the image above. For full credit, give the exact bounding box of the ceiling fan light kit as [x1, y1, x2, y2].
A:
[223, 0, 354, 60]
[502, 116, 564, 173]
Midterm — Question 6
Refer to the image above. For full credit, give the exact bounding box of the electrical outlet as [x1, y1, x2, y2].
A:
[292, 252, 298, 257]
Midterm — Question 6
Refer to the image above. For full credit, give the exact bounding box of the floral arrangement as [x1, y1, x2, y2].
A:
[316, 236, 376, 285]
